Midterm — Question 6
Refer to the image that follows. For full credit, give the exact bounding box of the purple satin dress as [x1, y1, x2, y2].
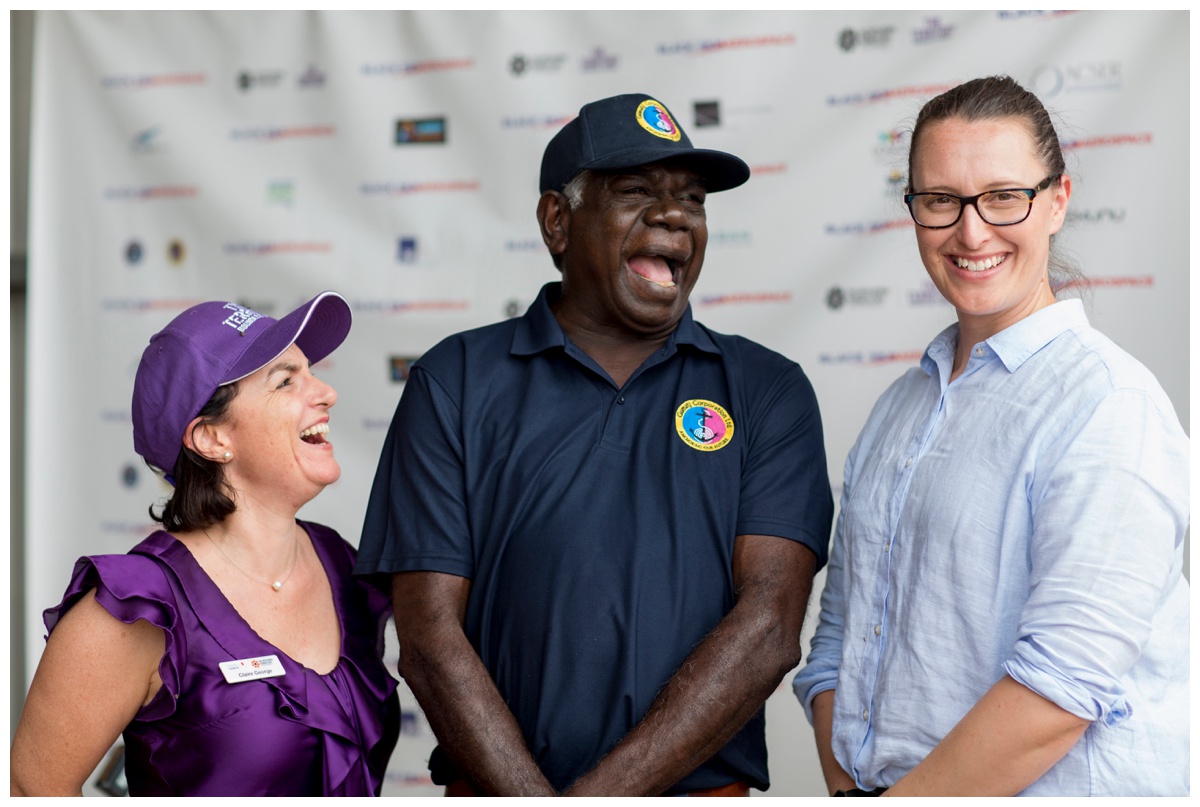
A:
[44, 522, 400, 796]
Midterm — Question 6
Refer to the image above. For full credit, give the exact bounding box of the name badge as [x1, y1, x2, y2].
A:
[219, 654, 286, 684]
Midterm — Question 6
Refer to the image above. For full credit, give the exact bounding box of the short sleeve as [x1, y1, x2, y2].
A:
[355, 364, 473, 578]
[735, 361, 834, 569]
[43, 554, 183, 721]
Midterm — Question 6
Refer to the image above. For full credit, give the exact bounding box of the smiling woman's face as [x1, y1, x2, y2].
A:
[910, 116, 1071, 340]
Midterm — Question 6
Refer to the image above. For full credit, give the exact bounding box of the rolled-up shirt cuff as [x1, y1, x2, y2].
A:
[1004, 653, 1132, 728]
[792, 666, 839, 725]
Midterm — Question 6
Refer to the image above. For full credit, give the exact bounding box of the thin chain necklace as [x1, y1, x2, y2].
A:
[204, 528, 299, 592]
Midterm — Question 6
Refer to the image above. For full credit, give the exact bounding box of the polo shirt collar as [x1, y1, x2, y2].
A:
[921, 299, 1090, 378]
[510, 282, 720, 357]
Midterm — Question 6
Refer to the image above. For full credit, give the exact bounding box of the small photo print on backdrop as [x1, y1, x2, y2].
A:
[395, 117, 446, 144]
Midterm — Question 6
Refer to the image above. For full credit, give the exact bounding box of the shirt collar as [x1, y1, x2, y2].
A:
[510, 282, 720, 357]
[921, 299, 1090, 378]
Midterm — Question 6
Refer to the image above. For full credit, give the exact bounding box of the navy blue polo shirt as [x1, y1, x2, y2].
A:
[356, 282, 832, 793]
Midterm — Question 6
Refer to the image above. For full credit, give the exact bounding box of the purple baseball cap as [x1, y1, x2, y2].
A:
[132, 291, 352, 478]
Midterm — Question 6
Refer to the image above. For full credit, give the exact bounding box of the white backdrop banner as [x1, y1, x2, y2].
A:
[26, 10, 1189, 796]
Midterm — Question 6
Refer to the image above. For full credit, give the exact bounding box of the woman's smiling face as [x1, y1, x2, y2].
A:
[910, 116, 1071, 339]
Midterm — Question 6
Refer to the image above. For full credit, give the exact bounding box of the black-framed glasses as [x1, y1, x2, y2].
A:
[904, 174, 1060, 229]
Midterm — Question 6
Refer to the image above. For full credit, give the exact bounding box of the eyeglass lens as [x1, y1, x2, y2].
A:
[910, 189, 1032, 227]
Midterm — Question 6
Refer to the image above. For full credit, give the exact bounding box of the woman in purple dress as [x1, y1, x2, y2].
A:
[11, 292, 400, 796]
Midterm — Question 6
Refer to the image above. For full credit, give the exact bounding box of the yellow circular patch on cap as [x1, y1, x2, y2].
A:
[635, 99, 682, 142]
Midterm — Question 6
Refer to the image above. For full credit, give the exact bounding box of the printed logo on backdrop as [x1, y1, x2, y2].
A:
[825, 218, 909, 235]
[101, 298, 203, 313]
[102, 520, 160, 537]
[509, 53, 567, 76]
[750, 163, 788, 177]
[352, 299, 470, 314]
[390, 356, 421, 383]
[1030, 62, 1122, 98]
[101, 72, 207, 90]
[828, 83, 953, 107]
[1055, 275, 1154, 293]
[708, 230, 752, 247]
[297, 65, 326, 89]
[997, 10, 1079, 20]
[125, 241, 144, 266]
[167, 239, 187, 266]
[267, 181, 295, 208]
[395, 118, 447, 144]
[837, 26, 895, 52]
[361, 59, 474, 77]
[1066, 207, 1127, 226]
[121, 464, 139, 489]
[820, 350, 923, 366]
[131, 125, 162, 154]
[223, 241, 332, 256]
[825, 286, 889, 311]
[657, 34, 796, 56]
[360, 180, 479, 196]
[695, 291, 790, 307]
[504, 238, 543, 253]
[503, 298, 531, 319]
[884, 169, 906, 196]
[104, 185, 198, 201]
[912, 17, 954, 44]
[502, 114, 574, 130]
[230, 125, 336, 142]
[581, 47, 619, 72]
[908, 280, 952, 307]
[397, 237, 418, 263]
[694, 101, 720, 128]
[1062, 132, 1151, 151]
[237, 69, 284, 92]
[874, 129, 910, 164]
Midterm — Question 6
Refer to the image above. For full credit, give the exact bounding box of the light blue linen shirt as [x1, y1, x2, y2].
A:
[793, 299, 1189, 796]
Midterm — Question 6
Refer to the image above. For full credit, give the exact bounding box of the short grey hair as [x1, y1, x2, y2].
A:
[561, 170, 593, 210]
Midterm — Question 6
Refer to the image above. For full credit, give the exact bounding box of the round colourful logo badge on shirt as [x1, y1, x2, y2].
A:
[635, 99, 682, 141]
[675, 399, 734, 451]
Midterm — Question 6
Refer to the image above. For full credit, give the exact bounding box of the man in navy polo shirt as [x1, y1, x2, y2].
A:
[356, 93, 833, 796]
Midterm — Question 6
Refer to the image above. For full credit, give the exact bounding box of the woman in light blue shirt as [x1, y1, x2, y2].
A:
[793, 76, 1189, 796]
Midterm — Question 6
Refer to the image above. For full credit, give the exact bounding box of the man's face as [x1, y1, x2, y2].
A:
[558, 160, 708, 338]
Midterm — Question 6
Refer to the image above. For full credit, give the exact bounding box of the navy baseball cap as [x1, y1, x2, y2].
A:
[539, 93, 750, 194]
[132, 291, 351, 478]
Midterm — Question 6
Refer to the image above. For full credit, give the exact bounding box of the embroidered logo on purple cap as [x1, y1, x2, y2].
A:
[636, 99, 682, 142]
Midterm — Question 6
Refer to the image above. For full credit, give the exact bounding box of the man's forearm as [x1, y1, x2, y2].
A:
[393, 572, 555, 796]
[565, 537, 817, 796]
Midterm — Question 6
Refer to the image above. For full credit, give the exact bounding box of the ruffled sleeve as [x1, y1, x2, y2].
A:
[43, 551, 184, 722]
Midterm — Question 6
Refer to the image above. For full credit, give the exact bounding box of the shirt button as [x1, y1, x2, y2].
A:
[617, 396, 625, 404]
[974, 347, 984, 357]
[862, 708, 869, 721]
[874, 624, 881, 636]
[904, 457, 913, 467]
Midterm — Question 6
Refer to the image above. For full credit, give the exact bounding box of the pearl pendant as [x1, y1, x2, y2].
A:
[272, 581, 283, 591]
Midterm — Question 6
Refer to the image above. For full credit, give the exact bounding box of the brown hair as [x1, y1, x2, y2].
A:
[150, 383, 239, 532]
